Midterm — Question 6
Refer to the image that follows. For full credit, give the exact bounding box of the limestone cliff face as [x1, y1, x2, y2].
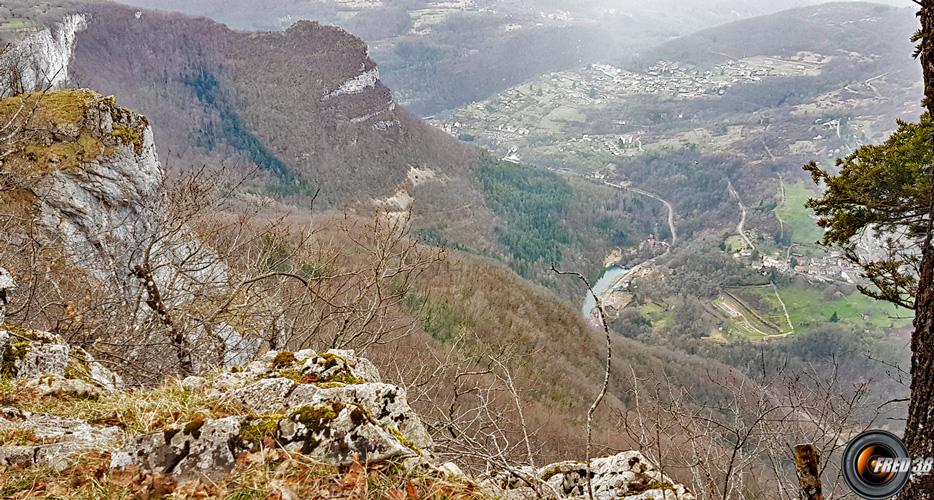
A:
[0, 14, 86, 95]
[0, 90, 160, 276]
[0, 90, 258, 370]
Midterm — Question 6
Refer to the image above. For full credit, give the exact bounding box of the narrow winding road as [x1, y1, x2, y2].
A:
[864, 72, 888, 99]
[582, 180, 679, 321]
[727, 180, 755, 250]
[605, 181, 678, 245]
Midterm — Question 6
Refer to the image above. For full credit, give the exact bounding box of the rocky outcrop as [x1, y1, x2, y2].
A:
[0, 90, 161, 278]
[0, 408, 123, 471]
[0, 331, 696, 498]
[111, 403, 418, 481]
[1, 334, 429, 479]
[17, 91, 161, 278]
[0, 328, 124, 470]
[0, 90, 260, 369]
[324, 67, 381, 100]
[489, 451, 695, 500]
[0, 268, 13, 325]
[111, 348, 431, 479]
[0, 325, 122, 391]
[209, 349, 431, 449]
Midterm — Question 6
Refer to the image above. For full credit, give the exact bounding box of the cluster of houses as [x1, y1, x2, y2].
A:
[589, 54, 824, 100]
[756, 251, 859, 284]
[437, 53, 829, 158]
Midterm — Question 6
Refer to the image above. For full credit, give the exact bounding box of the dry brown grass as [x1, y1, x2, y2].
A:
[0, 448, 490, 499]
[0, 377, 245, 435]
[0, 373, 490, 498]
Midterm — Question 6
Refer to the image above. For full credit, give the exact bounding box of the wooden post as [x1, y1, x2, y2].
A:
[794, 444, 823, 500]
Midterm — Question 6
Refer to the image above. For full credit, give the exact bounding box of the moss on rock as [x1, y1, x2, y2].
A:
[0, 90, 151, 178]
[272, 351, 297, 369]
[323, 372, 365, 385]
[238, 414, 285, 449]
[314, 352, 342, 371]
[0, 90, 97, 127]
[387, 426, 420, 453]
[292, 402, 345, 432]
[183, 417, 206, 439]
[111, 124, 146, 155]
[275, 368, 304, 384]
[64, 355, 93, 382]
[1, 325, 42, 341]
[628, 477, 676, 494]
[302, 352, 365, 385]
[1, 341, 30, 378]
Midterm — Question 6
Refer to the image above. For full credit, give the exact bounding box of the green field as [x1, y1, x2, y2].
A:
[723, 235, 749, 252]
[776, 182, 826, 248]
[745, 283, 912, 333]
[739, 287, 789, 329]
[638, 302, 672, 329]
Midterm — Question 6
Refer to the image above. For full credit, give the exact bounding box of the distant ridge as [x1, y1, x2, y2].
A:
[629, 2, 917, 72]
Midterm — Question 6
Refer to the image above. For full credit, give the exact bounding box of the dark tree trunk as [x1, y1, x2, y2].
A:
[133, 263, 193, 377]
[902, 3, 934, 498]
[903, 250, 934, 499]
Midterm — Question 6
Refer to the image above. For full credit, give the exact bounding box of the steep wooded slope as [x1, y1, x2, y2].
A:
[69, 4, 479, 210]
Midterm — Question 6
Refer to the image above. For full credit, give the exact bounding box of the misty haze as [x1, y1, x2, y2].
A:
[0, 0, 932, 498]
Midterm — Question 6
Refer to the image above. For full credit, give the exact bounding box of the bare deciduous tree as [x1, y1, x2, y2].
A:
[620, 356, 881, 499]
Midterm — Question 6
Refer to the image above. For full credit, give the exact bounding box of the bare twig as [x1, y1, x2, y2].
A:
[551, 263, 612, 500]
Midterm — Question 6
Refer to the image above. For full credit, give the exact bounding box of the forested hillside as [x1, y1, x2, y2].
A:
[70, 5, 477, 207]
[631, 2, 916, 71]
[48, 4, 645, 296]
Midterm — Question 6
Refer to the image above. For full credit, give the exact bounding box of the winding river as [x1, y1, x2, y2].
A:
[580, 265, 628, 317]
[580, 181, 677, 319]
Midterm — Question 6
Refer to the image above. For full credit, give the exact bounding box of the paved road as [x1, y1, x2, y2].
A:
[865, 72, 888, 99]
[727, 180, 754, 250]
[605, 181, 678, 245]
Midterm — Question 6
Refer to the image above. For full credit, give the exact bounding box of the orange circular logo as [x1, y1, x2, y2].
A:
[842, 431, 910, 499]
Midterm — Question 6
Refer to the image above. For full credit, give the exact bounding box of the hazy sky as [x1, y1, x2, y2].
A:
[117, 0, 917, 34]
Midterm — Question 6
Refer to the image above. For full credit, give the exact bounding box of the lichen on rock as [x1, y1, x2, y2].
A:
[113, 400, 418, 480]
[487, 450, 695, 499]
[22, 373, 105, 399]
[209, 349, 431, 451]
[0, 326, 122, 390]
[0, 410, 123, 471]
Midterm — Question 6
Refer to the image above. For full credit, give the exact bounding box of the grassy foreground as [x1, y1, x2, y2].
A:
[0, 378, 484, 499]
